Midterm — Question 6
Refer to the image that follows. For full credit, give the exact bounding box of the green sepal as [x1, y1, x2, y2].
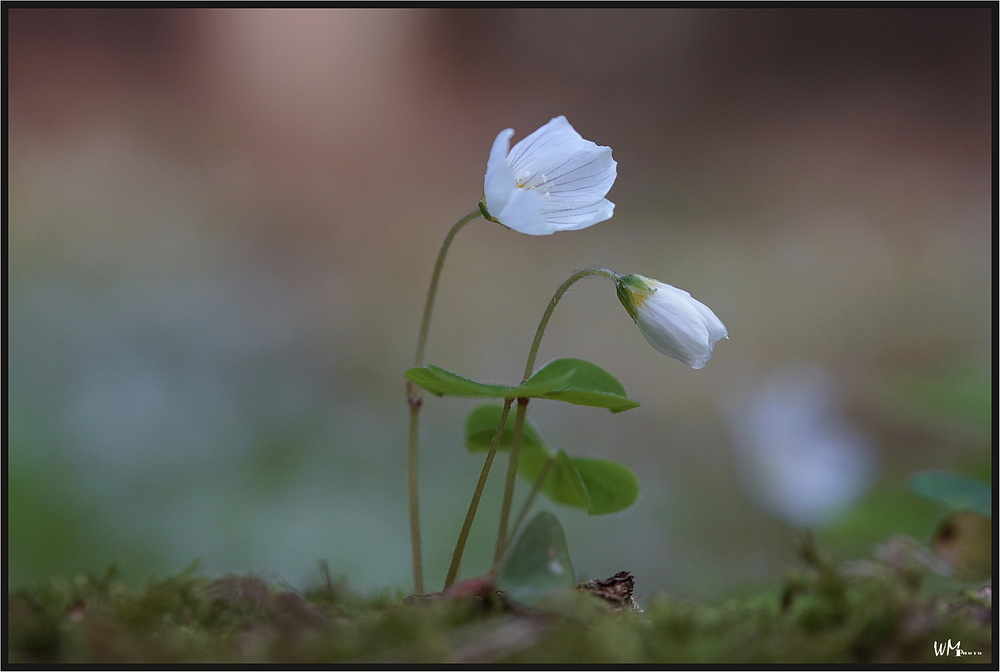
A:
[478, 199, 499, 224]
[614, 273, 653, 322]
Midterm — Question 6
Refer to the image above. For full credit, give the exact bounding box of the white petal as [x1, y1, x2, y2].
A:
[482, 116, 617, 234]
[639, 308, 709, 368]
[693, 299, 729, 344]
[536, 147, 617, 199]
[506, 116, 582, 174]
[540, 198, 616, 231]
[483, 128, 516, 218]
[636, 282, 726, 369]
[494, 187, 551, 235]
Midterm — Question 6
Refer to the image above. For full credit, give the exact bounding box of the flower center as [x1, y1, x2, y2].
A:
[515, 170, 552, 198]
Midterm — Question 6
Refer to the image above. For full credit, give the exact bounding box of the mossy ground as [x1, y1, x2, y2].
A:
[8, 548, 992, 665]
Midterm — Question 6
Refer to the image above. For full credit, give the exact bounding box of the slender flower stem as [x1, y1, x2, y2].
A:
[412, 209, 483, 369]
[407, 208, 482, 595]
[521, 268, 621, 381]
[444, 398, 514, 589]
[493, 267, 620, 565]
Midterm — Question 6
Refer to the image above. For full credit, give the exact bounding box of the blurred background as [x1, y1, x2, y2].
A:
[7, 8, 992, 602]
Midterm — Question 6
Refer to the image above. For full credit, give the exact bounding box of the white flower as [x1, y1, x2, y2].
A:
[724, 362, 876, 526]
[615, 274, 728, 369]
[481, 116, 617, 235]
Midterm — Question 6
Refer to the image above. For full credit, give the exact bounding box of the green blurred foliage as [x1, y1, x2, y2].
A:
[7, 405, 167, 584]
[882, 360, 992, 443]
[819, 359, 992, 576]
[909, 471, 991, 518]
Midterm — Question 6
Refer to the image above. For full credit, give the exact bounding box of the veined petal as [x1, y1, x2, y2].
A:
[526, 146, 617, 197]
[482, 116, 617, 235]
[540, 199, 616, 231]
[507, 116, 582, 173]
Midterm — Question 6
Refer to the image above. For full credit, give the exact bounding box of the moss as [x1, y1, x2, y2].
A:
[7, 552, 992, 664]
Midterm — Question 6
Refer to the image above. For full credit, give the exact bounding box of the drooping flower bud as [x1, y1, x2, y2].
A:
[615, 274, 728, 369]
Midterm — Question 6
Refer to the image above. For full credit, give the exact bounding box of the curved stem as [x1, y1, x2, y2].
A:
[521, 268, 619, 380]
[444, 398, 513, 589]
[493, 267, 620, 566]
[407, 207, 482, 595]
[413, 209, 483, 370]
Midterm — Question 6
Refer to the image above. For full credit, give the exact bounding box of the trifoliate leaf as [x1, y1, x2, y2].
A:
[464, 404, 638, 515]
[525, 358, 640, 413]
[407, 358, 639, 413]
[572, 457, 640, 514]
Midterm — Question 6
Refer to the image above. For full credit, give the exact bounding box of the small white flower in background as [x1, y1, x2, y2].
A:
[615, 274, 728, 369]
[481, 116, 617, 235]
[724, 362, 877, 527]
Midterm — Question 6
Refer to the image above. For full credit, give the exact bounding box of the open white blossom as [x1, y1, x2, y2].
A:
[481, 116, 617, 235]
[615, 274, 728, 369]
